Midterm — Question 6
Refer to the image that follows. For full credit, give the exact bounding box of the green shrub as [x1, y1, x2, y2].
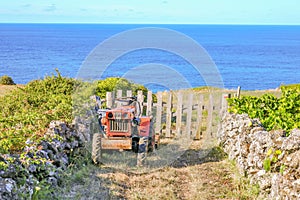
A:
[280, 83, 300, 92]
[0, 71, 76, 153]
[95, 77, 147, 99]
[228, 88, 300, 135]
[0, 75, 16, 85]
[0, 71, 147, 154]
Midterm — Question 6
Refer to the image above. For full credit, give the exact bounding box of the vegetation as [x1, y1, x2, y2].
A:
[0, 75, 15, 85]
[0, 71, 75, 153]
[263, 148, 283, 172]
[228, 88, 300, 135]
[95, 77, 147, 99]
[280, 83, 300, 92]
[0, 71, 146, 154]
[0, 72, 267, 199]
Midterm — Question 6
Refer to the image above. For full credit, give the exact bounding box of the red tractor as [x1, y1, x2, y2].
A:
[91, 96, 159, 166]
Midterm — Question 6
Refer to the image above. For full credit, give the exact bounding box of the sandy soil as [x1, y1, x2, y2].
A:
[0, 84, 22, 96]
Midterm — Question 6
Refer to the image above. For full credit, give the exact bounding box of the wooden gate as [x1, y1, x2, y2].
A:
[105, 89, 229, 139]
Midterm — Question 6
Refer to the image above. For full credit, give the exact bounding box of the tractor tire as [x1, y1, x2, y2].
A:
[137, 137, 148, 167]
[132, 139, 139, 153]
[92, 133, 102, 164]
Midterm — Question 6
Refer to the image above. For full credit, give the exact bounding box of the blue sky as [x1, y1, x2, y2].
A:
[0, 0, 299, 24]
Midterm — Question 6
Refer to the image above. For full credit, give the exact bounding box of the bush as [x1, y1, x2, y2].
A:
[227, 88, 300, 135]
[0, 72, 148, 153]
[280, 83, 300, 92]
[0, 72, 76, 153]
[95, 77, 148, 99]
[0, 75, 16, 85]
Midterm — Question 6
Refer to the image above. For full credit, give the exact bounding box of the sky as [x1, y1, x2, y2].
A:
[0, 0, 299, 24]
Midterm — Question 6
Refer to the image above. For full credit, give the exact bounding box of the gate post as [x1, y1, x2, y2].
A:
[176, 91, 183, 137]
[165, 92, 173, 138]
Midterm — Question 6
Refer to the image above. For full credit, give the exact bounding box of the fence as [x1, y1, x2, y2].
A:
[105, 89, 230, 139]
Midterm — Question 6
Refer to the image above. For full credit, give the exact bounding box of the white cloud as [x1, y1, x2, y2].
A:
[21, 4, 32, 8]
[44, 4, 57, 12]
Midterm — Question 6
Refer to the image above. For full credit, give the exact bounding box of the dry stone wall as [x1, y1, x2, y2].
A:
[219, 113, 300, 199]
[0, 117, 94, 199]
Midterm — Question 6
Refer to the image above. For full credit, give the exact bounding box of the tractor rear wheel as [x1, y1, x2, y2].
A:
[92, 133, 102, 164]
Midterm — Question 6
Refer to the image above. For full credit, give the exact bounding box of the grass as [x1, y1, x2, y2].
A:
[226, 160, 261, 199]
[56, 149, 113, 199]
[240, 89, 282, 98]
[0, 84, 21, 96]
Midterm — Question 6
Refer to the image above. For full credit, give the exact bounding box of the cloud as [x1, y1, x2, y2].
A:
[44, 4, 56, 12]
[21, 4, 31, 8]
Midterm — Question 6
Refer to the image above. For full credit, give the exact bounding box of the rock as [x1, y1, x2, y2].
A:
[71, 140, 79, 149]
[281, 129, 300, 152]
[0, 117, 93, 199]
[219, 113, 300, 199]
[0, 178, 17, 200]
[28, 165, 36, 173]
[47, 177, 58, 186]
[0, 165, 17, 179]
[257, 169, 266, 177]
[284, 150, 300, 169]
[36, 150, 49, 160]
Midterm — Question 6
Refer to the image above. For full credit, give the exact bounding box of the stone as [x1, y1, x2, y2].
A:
[0, 178, 17, 200]
[219, 113, 300, 199]
[0, 165, 17, 178]
[281, 130, 300, 152]
[47, 177, 58, 186]
[71, 140, 79, 149]
[0, 117, 93, 199]
[28, 165, 36, 173]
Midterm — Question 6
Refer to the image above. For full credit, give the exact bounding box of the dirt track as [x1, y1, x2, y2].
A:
[58, 141, 258, 200]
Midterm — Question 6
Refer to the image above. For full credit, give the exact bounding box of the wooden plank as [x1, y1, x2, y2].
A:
[217, 93, 227, 138]
[176, 91, 183, 137]
[237, 86, 241, 98]
[112, 91, 116, 108]
[195, 94, 204, 140]
[116, 90, 123, 107]
[126, 90, 132, 97]
[137, 90, 144, 116]
[146, 91, 153, 116]
[207, 94, 213, 136]
[137, 90, 144, 104]
[155, 92, 163, 134]
[221, 93, 228, 113]
[165, 92, 172, 138]
[186, 92, 193, 138]
[106, 92, 113, 109]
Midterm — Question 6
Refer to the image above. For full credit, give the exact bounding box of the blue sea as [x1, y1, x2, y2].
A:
[0, 23, 300, 91]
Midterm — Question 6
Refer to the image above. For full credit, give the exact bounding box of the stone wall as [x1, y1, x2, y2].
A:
[0, 117, 93, 199]
[219, 113, 300, 199]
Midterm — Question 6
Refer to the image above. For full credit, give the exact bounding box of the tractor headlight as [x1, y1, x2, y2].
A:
[107, 112, 113, 119]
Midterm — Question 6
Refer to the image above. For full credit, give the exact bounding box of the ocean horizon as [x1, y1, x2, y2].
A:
[0, 23, 300, 91]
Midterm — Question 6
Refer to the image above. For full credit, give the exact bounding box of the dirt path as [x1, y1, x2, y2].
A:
[0, 84, 25, 97]
[58, 141, 259, 200]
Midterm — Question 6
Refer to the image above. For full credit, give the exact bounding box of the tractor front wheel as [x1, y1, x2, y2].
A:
[92, 133, 102, 164]
[137, 137, 148, 167]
